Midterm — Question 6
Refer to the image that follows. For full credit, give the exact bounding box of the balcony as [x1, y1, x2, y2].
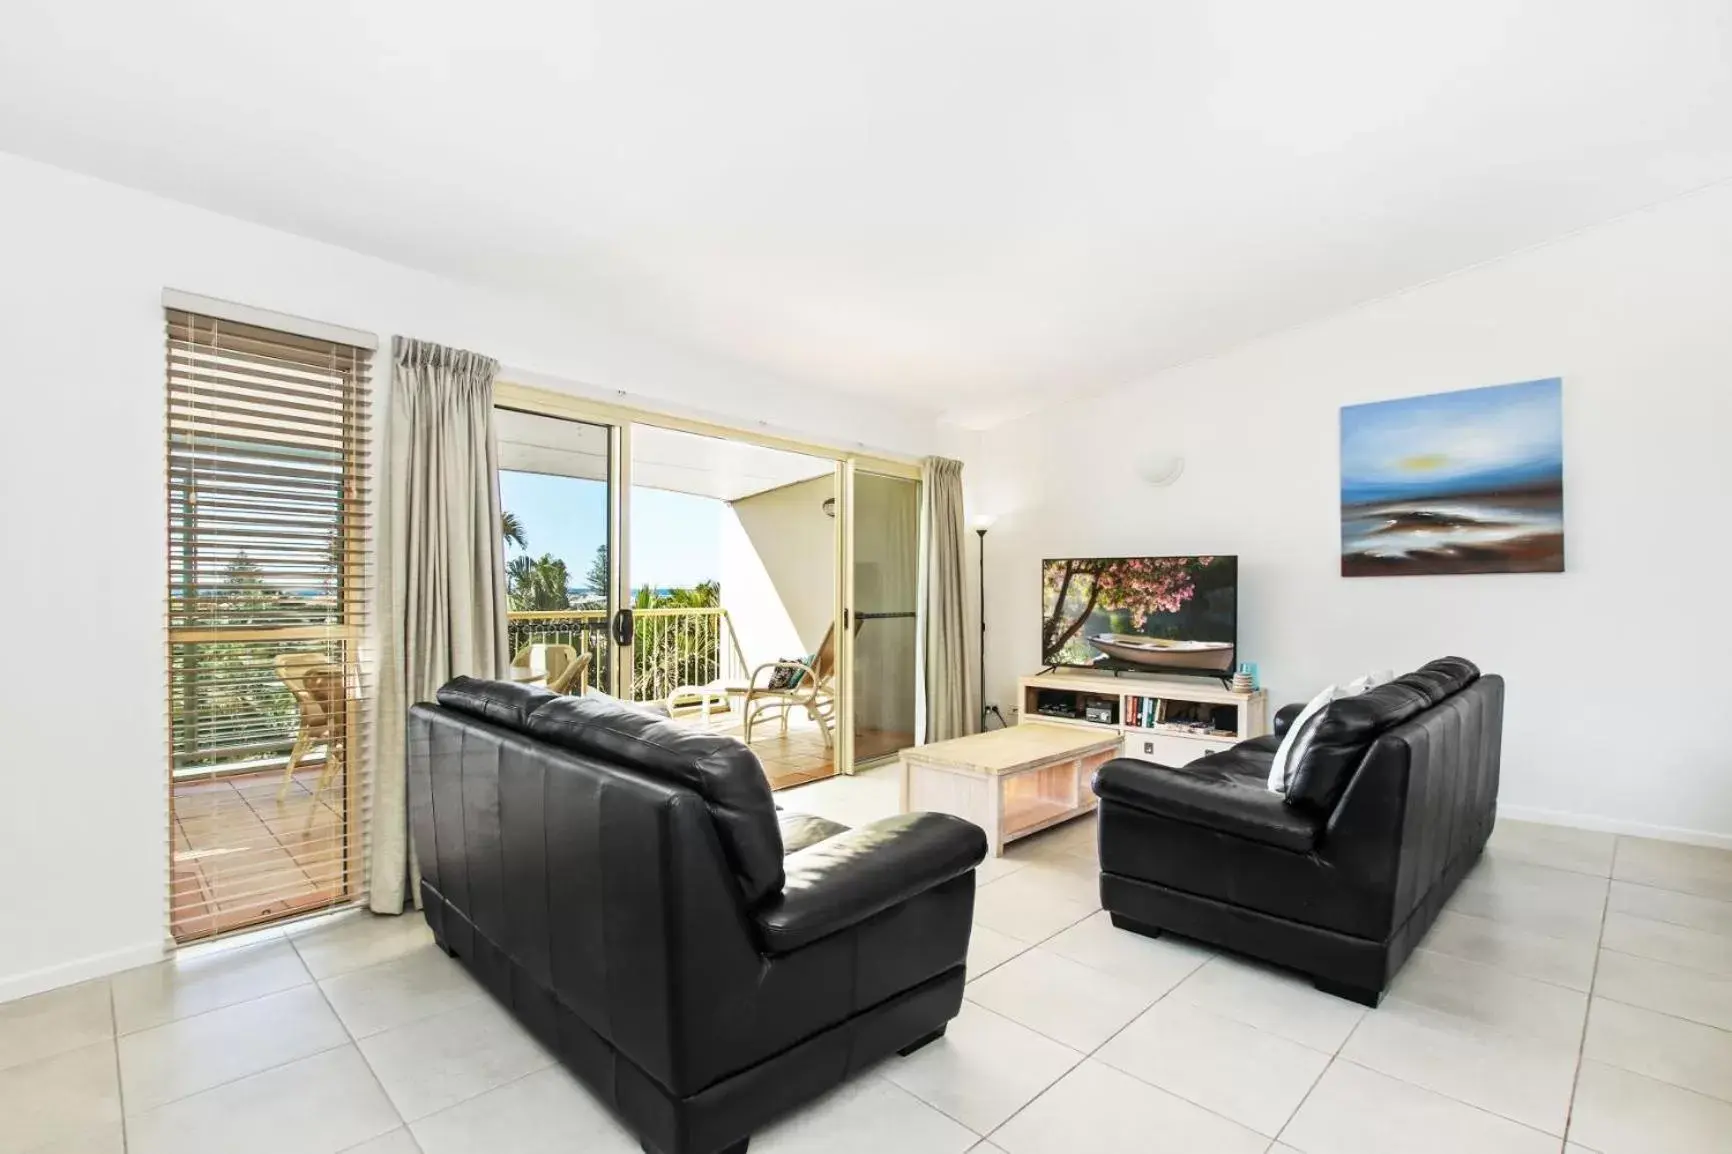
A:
[507, 606, 863, 789]
[506, 606, 749, 706]
[168, 639, 359, 943]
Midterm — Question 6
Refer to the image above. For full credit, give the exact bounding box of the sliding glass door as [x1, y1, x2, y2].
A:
[837, 466, 922, 772]
[493, 407, 629, 698]
[493, 382, 925, 786]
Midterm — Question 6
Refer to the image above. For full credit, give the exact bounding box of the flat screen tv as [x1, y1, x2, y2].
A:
[1041, 555, 1238, 678]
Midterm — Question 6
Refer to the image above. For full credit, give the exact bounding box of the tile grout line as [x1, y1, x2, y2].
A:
[964, 843, 1280, 1143]
[1077, 958, 1293, 1137]
[1560, 834, 1619, 1148]
[1266, 997, 1373, 1150]
[110, 980, 130, 1153]
[294, 923, 558, 1139]
[1191, 842, 1620, 1147]
[976, 938, 1254, 1144]
[864, 1068, 994, 1143]
[1289, 842, 1609, 1143]
[1310, 1055, 1568, 1145]
[977, 837, 1732, 1148]
[297, 930, 414, 1144]
[110, 930, 421, 1137]
[966, 891, 1140, 1142]
[115, 970, 355, 1124]
[1591, 989, 1732, 1036]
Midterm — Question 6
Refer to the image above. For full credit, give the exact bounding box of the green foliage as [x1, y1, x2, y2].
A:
[585, 543, 608, 599]
[173, 551, 305, 767]
[625, 579, 725, 701]
[502, 526, 723, 704]
[501, 510, 527, 550]
[507, 554, 572, 611]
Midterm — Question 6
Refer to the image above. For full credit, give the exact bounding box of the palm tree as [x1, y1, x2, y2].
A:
[507, 554, 571, 611]
[629, 578, 724, 699]
[501, 511, 527, 551]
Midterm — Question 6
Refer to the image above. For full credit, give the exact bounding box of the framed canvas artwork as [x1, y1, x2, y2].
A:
[1340, 377, 1564, 577]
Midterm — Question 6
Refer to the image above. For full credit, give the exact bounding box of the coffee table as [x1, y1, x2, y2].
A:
[899, 723, 1122, 856]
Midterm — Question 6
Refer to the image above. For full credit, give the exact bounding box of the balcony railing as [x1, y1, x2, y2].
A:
[506, 607, 750, 705]
[169, 608, 747, 781]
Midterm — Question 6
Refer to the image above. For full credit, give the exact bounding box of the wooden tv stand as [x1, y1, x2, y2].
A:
[1017, 670, 1268, 767]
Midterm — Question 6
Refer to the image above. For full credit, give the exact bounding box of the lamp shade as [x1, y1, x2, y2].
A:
[970, 513, 997, 532]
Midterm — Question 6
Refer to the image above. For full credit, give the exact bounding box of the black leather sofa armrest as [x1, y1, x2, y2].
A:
[752, 812, 987, 954]
[1092, 757, 1322, 853]
[1272, 702, 1306, 738]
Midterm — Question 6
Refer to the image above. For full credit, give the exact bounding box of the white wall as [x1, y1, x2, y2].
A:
[722, 477, 837, 667]
[971, 183, 1732, 845]
[0, 152, 940, 1001]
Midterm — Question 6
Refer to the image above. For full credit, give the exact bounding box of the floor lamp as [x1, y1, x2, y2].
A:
[971, 514, 1005, 730]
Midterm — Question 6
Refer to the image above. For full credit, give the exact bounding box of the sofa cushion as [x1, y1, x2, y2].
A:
[754, 813, 987, 954]
[1394, 657, 1480, 706]
[1095, 753, 1322, 853]
[1267, 683, 1344, 792]
[526, 694, 786, 905]
[436, 676, 560, 730]
[1097, 795, 1388, 939]
[778, 811, 850, 854]
[1284, 657, 1481, 817]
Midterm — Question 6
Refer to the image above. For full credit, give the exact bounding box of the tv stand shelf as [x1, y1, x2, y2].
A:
[1018, 670, 1267, 767]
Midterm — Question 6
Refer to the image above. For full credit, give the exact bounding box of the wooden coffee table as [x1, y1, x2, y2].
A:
[899, 723, 1122, 856]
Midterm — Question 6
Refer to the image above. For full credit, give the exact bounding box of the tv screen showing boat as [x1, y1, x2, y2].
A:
[1041, 555, 1238, 677]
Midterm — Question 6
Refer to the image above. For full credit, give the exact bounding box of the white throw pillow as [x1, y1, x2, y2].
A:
[1266, 671, 1394, 792]
[1267, 684, 1342, 792]
[1345, 669, 1396, 694]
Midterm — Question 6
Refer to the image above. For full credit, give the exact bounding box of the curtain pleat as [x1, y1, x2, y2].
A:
[370, 337, 508, 914]
[921, 456, 974, 741]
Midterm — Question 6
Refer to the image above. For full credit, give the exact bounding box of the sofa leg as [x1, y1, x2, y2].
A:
[1312, 976, 1383, 1008]
[1109, 912, 1163, 939]
[896, 1026, 946, 1057]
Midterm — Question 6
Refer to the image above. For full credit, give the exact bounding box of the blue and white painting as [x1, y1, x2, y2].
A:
[1341, 378, 1564, 577]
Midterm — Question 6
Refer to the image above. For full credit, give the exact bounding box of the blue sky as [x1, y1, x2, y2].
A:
[1341, 377, 1562, 503]
[499, 471, 722, 591]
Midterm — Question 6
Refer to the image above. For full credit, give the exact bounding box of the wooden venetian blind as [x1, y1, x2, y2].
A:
[165, 306, 372, 943]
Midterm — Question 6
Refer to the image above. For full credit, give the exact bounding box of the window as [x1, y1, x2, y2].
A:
[165, 305, 372, 942]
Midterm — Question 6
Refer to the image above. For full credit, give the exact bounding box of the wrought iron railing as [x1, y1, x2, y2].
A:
[506, 607, 750, 705]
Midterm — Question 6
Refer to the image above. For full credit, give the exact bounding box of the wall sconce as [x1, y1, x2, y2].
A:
[1138, 454, 1185, 487]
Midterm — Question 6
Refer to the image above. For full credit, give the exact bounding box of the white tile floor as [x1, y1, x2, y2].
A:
[5, 766, 1732, 1154]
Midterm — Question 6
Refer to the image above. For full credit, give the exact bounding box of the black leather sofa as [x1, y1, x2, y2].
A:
[1092, 657, 1502, 1005]
[408, 678, 987, 1154]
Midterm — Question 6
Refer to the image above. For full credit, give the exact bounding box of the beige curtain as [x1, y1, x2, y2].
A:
[370, 337, 509, 914]
[922, 456, 974, 741]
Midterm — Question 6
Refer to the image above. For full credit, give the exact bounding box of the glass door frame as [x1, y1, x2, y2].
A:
[609, 421, 634, 700]
[494, 381, 922, 774]
[494, 405, 634, 699]
[835, 460, 854, 775]
[836, 463, 925, 774]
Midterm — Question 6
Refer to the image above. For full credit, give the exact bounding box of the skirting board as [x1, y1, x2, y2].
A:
[0, 939, 164, 1006]
[1498, 804, 1732, 851]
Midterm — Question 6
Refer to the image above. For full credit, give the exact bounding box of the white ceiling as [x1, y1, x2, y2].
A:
[3, 2, 1729, 426]
[497, 409, 832, 500]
